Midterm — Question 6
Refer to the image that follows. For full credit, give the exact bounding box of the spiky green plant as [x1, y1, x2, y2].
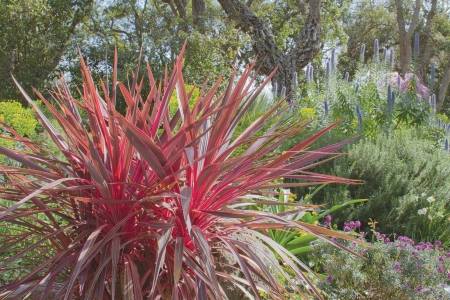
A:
[0, 47, 356, 299]
[252, 187, 366, 256]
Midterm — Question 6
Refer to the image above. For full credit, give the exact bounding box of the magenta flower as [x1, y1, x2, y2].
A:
[390, 72, 430, 99]
[393, 261, 402, 272]
[323, 215, 332, 227]
[326, 275, 334, 284]
[343, 220, 362, 232]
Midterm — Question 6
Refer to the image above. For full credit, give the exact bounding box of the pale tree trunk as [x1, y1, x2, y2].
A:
[398, 35, 412, 75]
[395, 0, 422, 75]
[417, 0, 437, 80]
[217, 0, 321, 101]
[437, 63, 450, 111]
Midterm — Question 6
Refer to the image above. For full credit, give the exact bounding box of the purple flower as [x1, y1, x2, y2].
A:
[414, 32, 420, 58]
[343, 220, 361, 232]
[393, 261, 401, 272]
[355, 105, 363, 131]
[326, 275, 334, 284]
[397, 235, 415, 247]
[375, 231, 389, 242]
[360, 44, 366, 63]
[437, 263, 445, 274]
[373, 39, 379, 63]
[323, 215, 332, 227]
[434, 240, 442, 249]
[389, 72, 430, 99]
[430, 63, 436, 87]
[323, 100, 329, 116]
[415, 242, 434, 251]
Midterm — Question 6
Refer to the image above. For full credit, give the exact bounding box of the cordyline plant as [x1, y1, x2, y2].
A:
[0, 46, 357, 300]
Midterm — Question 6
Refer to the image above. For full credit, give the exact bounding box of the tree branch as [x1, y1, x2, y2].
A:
[290, 0, 321, 70]
[395, 0, 407, 35]
[217, 0, 282, 75]
[408, 0, 422, 35]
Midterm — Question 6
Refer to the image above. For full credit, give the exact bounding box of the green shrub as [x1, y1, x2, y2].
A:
[317, 129, 450, 245]
[0, 100, 38, 137]
[299, 62, 431, 140]
[310, 239, 450, 300]
[0, 101, 38, 163]
[168, 83, 200, 115]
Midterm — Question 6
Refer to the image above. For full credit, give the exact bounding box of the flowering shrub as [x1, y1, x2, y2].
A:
[389, 72, 430, 100]
[310, 234, 450, 300]
[298, 59, 432, 141]
[0, 49, 356, 299]
[318, 129, 450, 245]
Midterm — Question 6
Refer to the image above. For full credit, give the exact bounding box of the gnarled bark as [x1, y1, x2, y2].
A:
[217, 0, 321, 101]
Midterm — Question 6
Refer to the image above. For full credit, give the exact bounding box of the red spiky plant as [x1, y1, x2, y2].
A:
[0, 46, 356, 299]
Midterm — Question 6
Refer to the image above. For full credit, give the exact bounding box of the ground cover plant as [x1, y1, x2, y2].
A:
[310, 230, 450, 300]
[0, 48, 358, 299]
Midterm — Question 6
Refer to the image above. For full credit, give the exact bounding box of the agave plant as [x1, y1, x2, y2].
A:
[0, 47, 356, 299]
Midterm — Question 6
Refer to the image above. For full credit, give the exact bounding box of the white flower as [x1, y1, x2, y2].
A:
[421, 192, 427, 197]
[417, 208, 428, 215]
[426, 196, 435, 203]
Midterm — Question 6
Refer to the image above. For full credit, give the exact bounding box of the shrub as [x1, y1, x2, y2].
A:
[299, 61, 432, 141]
[310, 237, 450, 300]
[0, 49, 355, 299]
[318, 129, 450, 245]
[168, 83, 199, 115]
[0, 101, 38, 164]
[0, 100, 38, 138]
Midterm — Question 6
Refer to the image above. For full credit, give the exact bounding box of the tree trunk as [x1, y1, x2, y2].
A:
[192, 0, 206, 32]
[217, 0, 321, 101]
[398, 33, 412, 75]
[437, 63, 450, 111]
[417, 0, 437, 81]
[395, 0, 422, 75]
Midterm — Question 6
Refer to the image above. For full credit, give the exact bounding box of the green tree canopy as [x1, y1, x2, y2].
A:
[0, 0, 93, 100]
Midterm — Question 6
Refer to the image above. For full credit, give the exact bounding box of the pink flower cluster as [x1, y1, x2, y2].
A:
[389, 72, 430, 99]
[343, 220, 362, 232]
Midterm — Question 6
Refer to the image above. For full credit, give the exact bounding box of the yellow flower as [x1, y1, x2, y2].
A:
[299, 107, 316, 120]
[368, 218, 378, 230]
